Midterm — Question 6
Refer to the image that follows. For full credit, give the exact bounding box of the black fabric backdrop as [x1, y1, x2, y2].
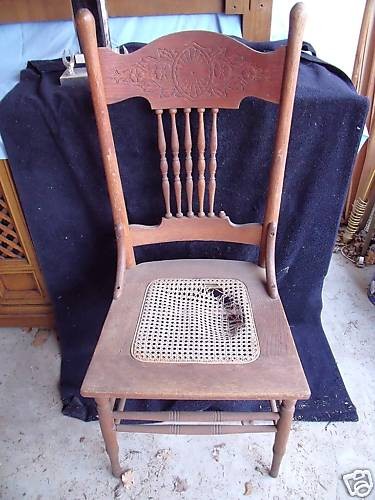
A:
[0, 40, 368, 422]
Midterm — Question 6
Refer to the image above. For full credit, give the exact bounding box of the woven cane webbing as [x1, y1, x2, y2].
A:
[131, 278, 260, 364]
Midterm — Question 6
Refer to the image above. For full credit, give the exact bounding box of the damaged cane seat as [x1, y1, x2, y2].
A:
[131, 275, 260, 364]
[81, 259, 309, 402]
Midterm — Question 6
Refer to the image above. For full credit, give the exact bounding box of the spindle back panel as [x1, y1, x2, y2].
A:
[153, 107, 220, 220]
[96, 31, 286, 233]
[98, 32, 287, 246]
[77, 6, 304, 267]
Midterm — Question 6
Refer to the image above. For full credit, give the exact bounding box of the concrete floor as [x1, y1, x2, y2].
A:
[0, 254, 374, 500]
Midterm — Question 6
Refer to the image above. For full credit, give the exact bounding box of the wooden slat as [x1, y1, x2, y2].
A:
[169, 109, 182, 217]
[270, 400, 278, 412]
[114, 397, 126, 424]
[0, 0, 72, 23]
[116, 424, 277, 434]
[197, 108, 206, 217]
[155, 110, 172, 219]
[0, 0, 224, 23]
[0, 212, 12, 225]
[208, 108, 219, 217]
[0, 234, 24, 254]
[0, 244, 21, 259]
[0, 222, 18, 239]
[184, 108, 194, 217]
[113, 410, 280, 422]
[117, 398, 126, 411]
[0, 310, 54, 328]
[108, 0, 224, 17]
[0, 196, 19, 230]
[130, 216, 262, 246]
[242, 0, 273, 41]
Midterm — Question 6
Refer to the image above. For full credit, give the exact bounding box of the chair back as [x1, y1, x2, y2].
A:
[76, 4, 306, 297]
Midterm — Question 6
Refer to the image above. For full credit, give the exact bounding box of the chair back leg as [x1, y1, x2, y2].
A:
[270, 399, 296, 477]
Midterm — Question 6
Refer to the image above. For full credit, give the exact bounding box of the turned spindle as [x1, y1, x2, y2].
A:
[184, 108, 194, 217]
[169, 109, 182, 217]
[208, 108, 218, 217]
[155, 109, 172, 218]
[197, 108, 206, 217]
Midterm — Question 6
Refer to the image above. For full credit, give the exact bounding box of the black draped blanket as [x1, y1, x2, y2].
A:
[0, 41, 367, 422]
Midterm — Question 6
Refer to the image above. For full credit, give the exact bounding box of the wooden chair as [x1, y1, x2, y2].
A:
[76, 2, 310, 479]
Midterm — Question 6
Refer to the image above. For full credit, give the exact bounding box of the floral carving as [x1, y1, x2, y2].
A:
[173, 44, 212, 98]
[110, 43, 268, 101]
[210, 49, 265, 97]
[111, 48, 178, 97]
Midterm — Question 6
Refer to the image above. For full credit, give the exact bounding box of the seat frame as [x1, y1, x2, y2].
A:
[76, 2, 309, 479]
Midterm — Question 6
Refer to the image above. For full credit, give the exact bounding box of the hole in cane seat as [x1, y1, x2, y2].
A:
[131, 278, 260, 364]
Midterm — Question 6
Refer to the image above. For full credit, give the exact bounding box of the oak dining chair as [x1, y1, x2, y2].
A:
[76, 2, 310, 479]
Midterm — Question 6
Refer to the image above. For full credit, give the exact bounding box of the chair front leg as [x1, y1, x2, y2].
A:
[96, 397, 123, 478]
[270, 399, 296, 478]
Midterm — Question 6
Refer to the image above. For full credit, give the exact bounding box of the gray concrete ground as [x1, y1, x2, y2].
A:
[0, 254, 374, 500]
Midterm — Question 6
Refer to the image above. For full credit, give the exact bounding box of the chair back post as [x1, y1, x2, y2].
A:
[259, 2, 306, 268]
[76, 9, 135, 299]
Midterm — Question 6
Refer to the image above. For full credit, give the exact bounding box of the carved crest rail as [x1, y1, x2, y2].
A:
[98, 31, 286, 108]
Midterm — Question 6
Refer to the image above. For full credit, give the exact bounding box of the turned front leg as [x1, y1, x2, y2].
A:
[96, 397, 123, 478]
[270, 399, 296, 478]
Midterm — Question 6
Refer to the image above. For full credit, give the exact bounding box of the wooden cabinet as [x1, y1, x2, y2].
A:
[0, 159, 54, 327]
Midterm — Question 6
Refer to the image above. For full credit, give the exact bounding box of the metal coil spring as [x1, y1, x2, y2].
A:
[343, 198, 367, 243]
